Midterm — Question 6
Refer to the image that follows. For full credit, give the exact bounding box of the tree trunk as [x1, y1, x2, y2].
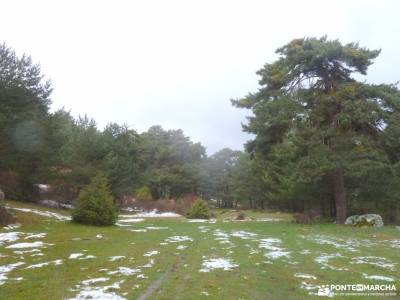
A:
[333, 169, 347, 224]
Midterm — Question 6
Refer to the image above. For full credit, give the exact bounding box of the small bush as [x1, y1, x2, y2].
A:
[72, 173, 118, 226]
[135, 186, 153, 201]
[186, 200, 210, 219]
[0, 204, 15, 226]
[236, 212, 246, 220]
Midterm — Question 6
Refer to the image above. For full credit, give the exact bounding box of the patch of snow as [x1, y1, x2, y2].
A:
[390, 240, 400, 249]
[350, 256, 396, 271]
[146, 226, 168, 230]
[26, 259, 62, 269]
[231, 231, 258, 240]
[6, 241, 45, 249]
[176, 245, 187, 250]
[69, 253, 84, 259]
[294, 273, 317, 280]
[8, 207, 71, 221]
[69, 253, 95, 260]
[144, 250, 159, 257]
[69, 287, 125, 300]
[165, 236, 193, 243]
[362, 273, 395, 282]
[13, 249, 40, 254]
[0, 262, 25, 285]
[130, 229, 147, 232]
[300, 282, 334, 297]
[118, 218, 145, 223]
[259, 238, 290, 260]
[109, 256, 125, 262]
[82, 277, 109, 285]
[187, 219, 208, 223]
[199, 258, 238, 272]
[25, 233, 46, 239]
[136, 274, 147, 279]
[141, 259, 155, 268]
[132, 210, 181, 218]
[0, 232, 23, 245]
[300, 249, 312, 255]
[315, 253, 348, 271]
[198, 226, 209, 233]
[306, 235, 358, 252]
[3, 224, 21, 230]
[256, 218, 283, 222]
[96, 234, 103, 239]
[108, 267, 141, 276]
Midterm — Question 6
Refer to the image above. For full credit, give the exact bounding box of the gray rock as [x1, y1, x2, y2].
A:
[345, 214, 384, 227]
[0, 189, 4, 201]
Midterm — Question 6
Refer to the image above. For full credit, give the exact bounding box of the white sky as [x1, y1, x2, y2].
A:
[1, 0, 399, 154]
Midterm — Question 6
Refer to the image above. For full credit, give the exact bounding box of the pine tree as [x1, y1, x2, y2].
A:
[233, 36, 400, 223]
[72, 172, 118, 225]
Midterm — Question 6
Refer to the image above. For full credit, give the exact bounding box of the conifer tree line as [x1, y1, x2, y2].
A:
[1, 37, 400, 223]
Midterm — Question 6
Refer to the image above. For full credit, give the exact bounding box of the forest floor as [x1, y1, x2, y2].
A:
[0, 200, 399, 299]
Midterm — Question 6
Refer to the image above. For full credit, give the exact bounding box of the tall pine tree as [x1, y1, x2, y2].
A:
[233, 36, 400, 223]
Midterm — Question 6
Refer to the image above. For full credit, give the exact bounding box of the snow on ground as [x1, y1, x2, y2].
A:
[82, 277, 109, 285]
[198, 226, 209, 233]
[69, 277, 126, 300]
[144, 250, 159, 257]
[7, 207, 71, 221]
[258, 238, 291, 260]
[13, 249, 41, 255]
[165, 236, 193, 243]
[199, 258, 238, 272]
[117, 218, 145, 223]
[0, 232, 23, 245]
[0, 262, 25, 285]
[109, 256, 125, 262]
[141, 259, 155, 268]
[231, 230, 258, 240]
[188, 219, 208, 223]
[68, 253, 96, 260]
[146, 226, 168, 230]
[362, 273, 395, 282]
[3, 224, 21, 230]
[26, 259, 63, 269]
[6, 241, 45, 249]
[300, 282, 334, 297]
[131, 210, 181, 218]
[213, 229, 233, 246]
[315, 253, 348, 271]
[303, 235, 359, 252]
[25, 233, 46, 239]
[256, 218, 284, 222]
[350, 256, 397, 271]
[294, 273, 317, 280]
[108, 267, 141, 276]
[130, 229, 147, 232]
[176, 245, 187, 250]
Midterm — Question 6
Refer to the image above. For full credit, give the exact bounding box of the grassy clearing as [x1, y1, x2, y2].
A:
[0, 200, 399, 299]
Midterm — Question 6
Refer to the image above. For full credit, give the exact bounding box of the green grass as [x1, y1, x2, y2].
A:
[0, 200, 399, 299]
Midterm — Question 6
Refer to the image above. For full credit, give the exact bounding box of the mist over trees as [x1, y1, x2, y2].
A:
[1, 37, 400, 223]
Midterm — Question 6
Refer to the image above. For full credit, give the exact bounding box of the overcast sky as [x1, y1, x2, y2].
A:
[1, 0, 399, 154]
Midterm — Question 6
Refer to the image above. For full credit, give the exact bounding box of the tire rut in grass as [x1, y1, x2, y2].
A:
[137, 246, 189, 300]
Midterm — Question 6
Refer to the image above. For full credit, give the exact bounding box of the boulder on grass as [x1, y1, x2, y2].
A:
[345, 214, 384, 227]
